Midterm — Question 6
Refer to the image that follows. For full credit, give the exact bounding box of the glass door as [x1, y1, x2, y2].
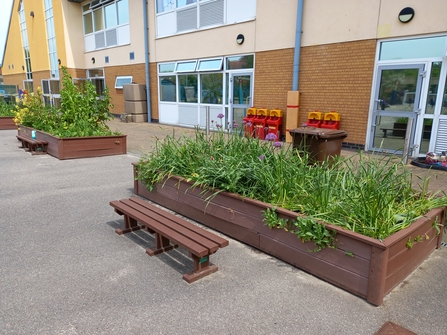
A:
[228, 73, 253, 131]
[369, 64, 425, 154]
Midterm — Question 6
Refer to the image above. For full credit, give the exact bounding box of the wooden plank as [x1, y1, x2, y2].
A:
[129, 197, 229, 247]
[110, 200, 210, 257]
[120, 198, 220, 253]
[260, 235, 369, 298]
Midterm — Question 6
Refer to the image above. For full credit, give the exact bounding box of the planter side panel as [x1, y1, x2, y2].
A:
[260, 235, 369, 298]
[0, 117, 17, 130]
[58, 136, 127, 159]
[383, 209, 445, 295]
[136, 180, 261, 247]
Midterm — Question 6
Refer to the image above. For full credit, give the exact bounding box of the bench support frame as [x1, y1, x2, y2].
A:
[111, 197, 228, 283]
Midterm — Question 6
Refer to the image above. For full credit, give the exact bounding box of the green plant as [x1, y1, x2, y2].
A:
[394, 116, 408, 124]
[13, 67, 118, 138]
[0, 99, 16, 116]
[136, 126, 447, 240]
[344, 251, 354, 258]
[262, 207, 335, 252]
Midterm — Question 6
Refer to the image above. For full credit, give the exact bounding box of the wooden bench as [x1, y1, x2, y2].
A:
[110, 197, 229, 283]
[16, 135, 48, 154]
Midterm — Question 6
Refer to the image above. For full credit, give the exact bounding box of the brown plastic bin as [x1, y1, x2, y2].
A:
[289, 127, 348, 162]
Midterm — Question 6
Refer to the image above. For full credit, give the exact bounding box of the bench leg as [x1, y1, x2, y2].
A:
[382, 129, 388, 138]
[115, 215, 143, 235]
[183, 254, 218, 284]
[145, 233, 178, 256]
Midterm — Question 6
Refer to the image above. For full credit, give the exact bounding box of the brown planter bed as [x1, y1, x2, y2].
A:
[18, 125, 126, 159]
[0, 116, 17, 130]
[133, 164, 445, 306]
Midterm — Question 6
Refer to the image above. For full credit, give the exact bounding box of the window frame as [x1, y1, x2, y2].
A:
[114, 76, 133, 89]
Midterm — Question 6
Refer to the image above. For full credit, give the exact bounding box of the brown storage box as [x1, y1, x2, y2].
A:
[287, 91, 300, 107]
[289, 127, 348, 162]
[123, 84, 146, 101]
[131, 114, 148, 123]
[285, 107, 299, 143]
[124, 101, 147, 114]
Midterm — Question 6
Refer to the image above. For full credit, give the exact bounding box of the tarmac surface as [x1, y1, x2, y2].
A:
[1, 118, 447, 335]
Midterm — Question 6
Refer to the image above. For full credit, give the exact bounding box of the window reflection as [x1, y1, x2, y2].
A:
[160, 76, 177, 102]
[426, 62, 441, 115]
[179, 74, 198, 103]
[201, 73, 222, 104]
[380, 36, 446, 60]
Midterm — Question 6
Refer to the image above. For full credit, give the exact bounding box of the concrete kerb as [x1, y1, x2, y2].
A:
[1, 126, 447, 334]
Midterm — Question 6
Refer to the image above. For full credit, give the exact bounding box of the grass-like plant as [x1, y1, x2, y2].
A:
[137, 126, 447, 241]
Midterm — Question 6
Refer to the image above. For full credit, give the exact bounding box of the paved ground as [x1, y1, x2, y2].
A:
[1, 121, 447, 335]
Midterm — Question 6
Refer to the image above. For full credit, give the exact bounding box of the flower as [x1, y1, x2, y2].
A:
[216, 124, 222, 128]
[233, 123, 239, 128]
[273, 141, 283, 148]
[217, 113, 224, 119]
[265, 133, 277, 141]
[302, 123, 308, 127]
[258, 155, 265, 161]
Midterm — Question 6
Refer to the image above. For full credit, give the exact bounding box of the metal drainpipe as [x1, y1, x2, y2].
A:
[143, 0, 152, 122]
[292, 0, 304, 91]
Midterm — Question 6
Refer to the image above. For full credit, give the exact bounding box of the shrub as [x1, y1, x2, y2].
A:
[14, 67, 118, 137]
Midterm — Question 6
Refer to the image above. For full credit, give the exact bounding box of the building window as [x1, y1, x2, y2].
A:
[158, 54, 253, 105]
[44, 0, 59, 79]
[156, 0, 256, 37]
[179, 74, 198, 103]
[42, 79, 61, 107]
[197, 58, 223, 72]
[115, 76, 132, 89]
[83, 0, 130, 52]
[87, 69, 106, 96]
[176, 61, 197, 72]
[18, 2, 32, 80]
[159, 76, 177, 102]
[226, 55, 254, 70]
[23, 80, 33, 93]
[201, 73, 223, 104]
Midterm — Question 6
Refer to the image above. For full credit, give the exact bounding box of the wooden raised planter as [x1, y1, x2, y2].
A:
[0, 116, 17, 130]
[133, 165, 445, 306]
[18, 125, 126, 159]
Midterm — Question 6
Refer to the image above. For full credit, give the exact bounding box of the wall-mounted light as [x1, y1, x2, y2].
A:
[91, 57, 95, 64]
[58, 59, 61, 65]
[22, 65, 25, 70]
[236, 34, 245, 45]
[398, 7, 415, 23]
[30, 11, 34, 17]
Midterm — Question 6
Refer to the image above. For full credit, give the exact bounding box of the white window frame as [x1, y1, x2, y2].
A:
[175, 61, 197, 73]
[197, 58, 223, 72]
[115, 76, 133, 89]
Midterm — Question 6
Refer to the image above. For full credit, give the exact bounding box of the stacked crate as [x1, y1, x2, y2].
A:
[123, 84, 147, 122]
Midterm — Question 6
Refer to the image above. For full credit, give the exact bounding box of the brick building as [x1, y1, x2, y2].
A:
[2, 0, 447, 156]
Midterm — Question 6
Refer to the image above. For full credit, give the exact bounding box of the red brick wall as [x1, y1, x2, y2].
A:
[254, 40, 376, 146]
[104, 63, 146, 115]
[298, 40, 376, 146]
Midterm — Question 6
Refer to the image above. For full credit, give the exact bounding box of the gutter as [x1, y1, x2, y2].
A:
[143, 0, 152, 122]
[292, 0, 304, 91]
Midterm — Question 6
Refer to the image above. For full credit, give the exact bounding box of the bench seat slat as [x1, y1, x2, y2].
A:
[120, 198, 220, 253]
[110, 200, 210, 258]
[129, 197, 229, 248]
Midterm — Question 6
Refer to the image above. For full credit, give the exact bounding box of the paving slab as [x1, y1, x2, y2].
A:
[1, 126, 447, 335]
